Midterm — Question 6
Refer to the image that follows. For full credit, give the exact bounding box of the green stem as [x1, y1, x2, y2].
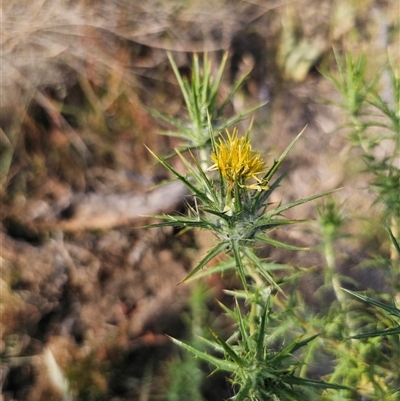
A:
[390, 215, 399, 265]
[199, 147, 209, 173]
[246, 260, 265, 336]
[324, 236, 356, 338]
[249, 295, 258, 337]
[299, 338, 318, 378]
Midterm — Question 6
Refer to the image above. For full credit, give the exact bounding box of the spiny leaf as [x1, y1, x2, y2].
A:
[235, 298, 250, 352]
[343, 289, 400, 318]
[216, 299, 237, 320]
[144, 214, 217, 230]
[255, 234, 309, 251]
[223, 289, 248, 299]
[266, 189, 339, 218]
[231, 240, 248, 292]
[203, 208, 231, 222]
[217, 62, 251, 116]
[252, 171, 288, 213]
[185, 259, 236, 281]
[241, 247, 284, 296]
[210, 329, 247, 368]
[221, 103, 267, 130]
[269, 334, 319, 365]
[146, 220, 211, 230]
[252, 218, 305, 230]
[200, 55, 212, 106]
[167, 336, 236, 372]
[181, 241, 229, 283]
[188, 150, 218, 200]
[350, 326, 400, 339]
[388, 227, 400, 256]
[263, 126, 307, 184]
[283, 375, 352, 390]
[143, 107, 190, 135]
[210, 52, 229, 112]
[167, 52, 194, 121]
[174, 149, 217, 206]
[256, 302, 269, 360]
[145, 145, 210, 204]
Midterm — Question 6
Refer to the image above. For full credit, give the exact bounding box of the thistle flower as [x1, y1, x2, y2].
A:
[209, 129, 268, 190]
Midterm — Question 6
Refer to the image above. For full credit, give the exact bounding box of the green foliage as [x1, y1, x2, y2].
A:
[170, 298, 349, 401]
[323, 52, 400, 225]
[315, 50, 400, 400]
[317, 198, 343, 241]
[146, 130, 332, 292]
[146, 53, 346, 400]
[146, 53, 264, 152]
[163, 284, 209, 401]
[147, 49, 400, 400]
[164, 354, 205, 401]
[344, 289, 400, 338]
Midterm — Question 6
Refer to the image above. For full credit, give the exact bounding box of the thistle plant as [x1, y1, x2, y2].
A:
[147, 126, 347, 400]
[146, 53, 264, 169]
[323, 52, 400, 251]
[323, 49, 399, 302]
[341, 232, 400, 398]
[146, 54, 348, 400]
[314, 50, 400, 399]
[147, 126, 332, 293]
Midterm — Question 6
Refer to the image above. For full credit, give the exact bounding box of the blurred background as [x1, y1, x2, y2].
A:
[1, 0, 399, 400]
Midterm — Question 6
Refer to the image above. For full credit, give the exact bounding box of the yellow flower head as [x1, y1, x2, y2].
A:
[210, 129, 268, 190]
